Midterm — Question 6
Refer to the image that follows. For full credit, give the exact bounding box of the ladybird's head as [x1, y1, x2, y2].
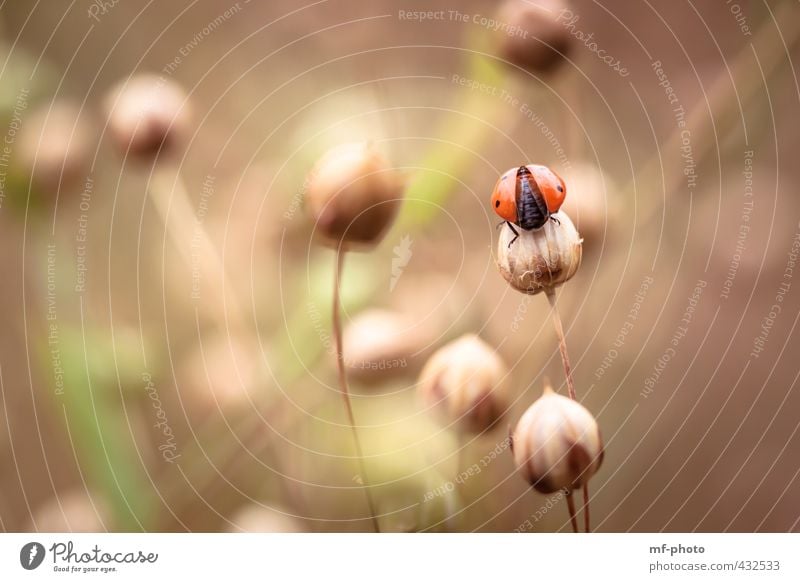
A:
[491, 167, 519, 223]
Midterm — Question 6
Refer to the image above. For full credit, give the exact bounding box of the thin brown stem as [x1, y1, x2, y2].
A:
[583, 484, 591, 533]
[332, 247, 380, 533]
[544, 287, 575, 401]
[565, 492, 579, 534]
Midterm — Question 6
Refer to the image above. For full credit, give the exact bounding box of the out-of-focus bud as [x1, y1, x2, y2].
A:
[176, 335, 263, 415]
[417, 334, 510, 433]
[512, 384, 603, 493]
[304, 142, 403, 249]
[494, 0, 572, 74]
[560, 163, 614, 245]
[226, 504, 305, 533]
[30, 490, 107, 532]
[496, 211, 582, 295]
[104, 73, 190, 158]
[18, 100, 92, 194]
[342, 309, 433, 381]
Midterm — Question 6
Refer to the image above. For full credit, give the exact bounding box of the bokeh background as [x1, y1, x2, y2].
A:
[0, 0, 798, 532]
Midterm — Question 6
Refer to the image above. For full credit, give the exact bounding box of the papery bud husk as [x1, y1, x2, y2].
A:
[495, 0, 572, 74]
[342, 309, 432, 381]
[305, 142, 403, 250]
[418, 334, 510, 434]
[496, 211, 582, 295]
[104, 73, 190, 158]
[512, 385, 603, 493]
[227, 504, 305, 533]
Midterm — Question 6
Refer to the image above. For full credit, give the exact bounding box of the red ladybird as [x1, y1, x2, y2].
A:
[491, 165, 566, 246]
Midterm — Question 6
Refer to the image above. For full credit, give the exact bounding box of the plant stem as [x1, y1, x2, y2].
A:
[583, 483, 591, 533]
[332, 247, 380, 533]
[565, 491, 579, 534]
[544, 287, 575, 401]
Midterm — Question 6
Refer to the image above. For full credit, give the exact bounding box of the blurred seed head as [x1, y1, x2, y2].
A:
[512, 384, 603, 493]
[304, 142, 403, 250]
[226, 504, 305, 533]
[495, 0, 572, 75]
[104, 73, 191, 159]
[418, 334, 510, 434]
[560, 163, 615, 245]
[30, 490, 107, 532]
[342, 308, 430, 382]
[176, 335, 263, 415]
[18, 100, 92, 194]
[496, 211, 582, 295]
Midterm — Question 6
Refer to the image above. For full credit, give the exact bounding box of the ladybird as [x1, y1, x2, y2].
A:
[491, 165, 566, 246]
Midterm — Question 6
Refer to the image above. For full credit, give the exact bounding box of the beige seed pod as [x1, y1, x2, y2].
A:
[104, 73, 190, 158]
[176, 335, 264, 415]
[560, 163, 615, 244]
[494, 0, 572, 75]
[18, 100, 92, 194]
[418, 334, 510, 434]
[496, 211, 582, 295]
[30, 490, 108, 532]
[342, 309, 431, 381]
[226, 504, 305, 533]
[512, 385, 603, 493]
[304, 142, 403, 249]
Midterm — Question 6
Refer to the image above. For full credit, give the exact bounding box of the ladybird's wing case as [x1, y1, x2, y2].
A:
[527, 164, 566, 213]
[492, 168, 519, 223]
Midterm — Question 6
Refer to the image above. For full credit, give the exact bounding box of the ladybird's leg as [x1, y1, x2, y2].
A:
[506, 222, 519, 248]
[550, 215, 561, 226]
[496, 220, 506, 230]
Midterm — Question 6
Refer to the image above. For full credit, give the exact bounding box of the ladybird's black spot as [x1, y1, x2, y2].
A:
[495, 200, 500, 207]
[557, 185, 564, 192]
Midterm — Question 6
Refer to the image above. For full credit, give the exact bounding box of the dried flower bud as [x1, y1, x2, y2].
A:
[104, 73, 190, 158]
[342, 309, 430, 381]
[560, 163, 615, 244]
[18, 100, 92, 194]
[496, 211, 582, 295]
[495, 0, 572, 74]
[418, 334, 510, 433]
[227, 504, 305, 533]
[305, 142, 403, 249]
[176, 335, 263, 414]
[30, 490, 107, 532]
[512, 385, 603, 493]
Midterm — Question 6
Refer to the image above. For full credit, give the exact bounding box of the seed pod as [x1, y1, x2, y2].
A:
[18, 100, 92, 194]
[512, 385, 603, 493]
[418, 334, 510, 434]
[104, 73, 190, 158]
[304, 142, 403, 249]
[227, 504, 305, 533]
[496, 211, 582, 295]
[560, 163, 614, 245]
[342, 309, 430, 381]
[494, 0, 572, 75]
[29, 490, 107, 532]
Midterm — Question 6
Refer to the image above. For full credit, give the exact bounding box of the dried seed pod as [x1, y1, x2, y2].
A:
[418, 334, 510, 433]
[226, 504, 305, 533]
[304, 142, 403, 249]
[496, 211, 582, 295]
[104, 73, 190, 158]
[512, 385, 603, 493]
[176, 335, 264, 415]
[18, 100, 92, 194]
[560, 163, 614, 244]
[342, 309, 430, 381]
[495, 0, 572, 75]
[29, 490, 107, 532]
